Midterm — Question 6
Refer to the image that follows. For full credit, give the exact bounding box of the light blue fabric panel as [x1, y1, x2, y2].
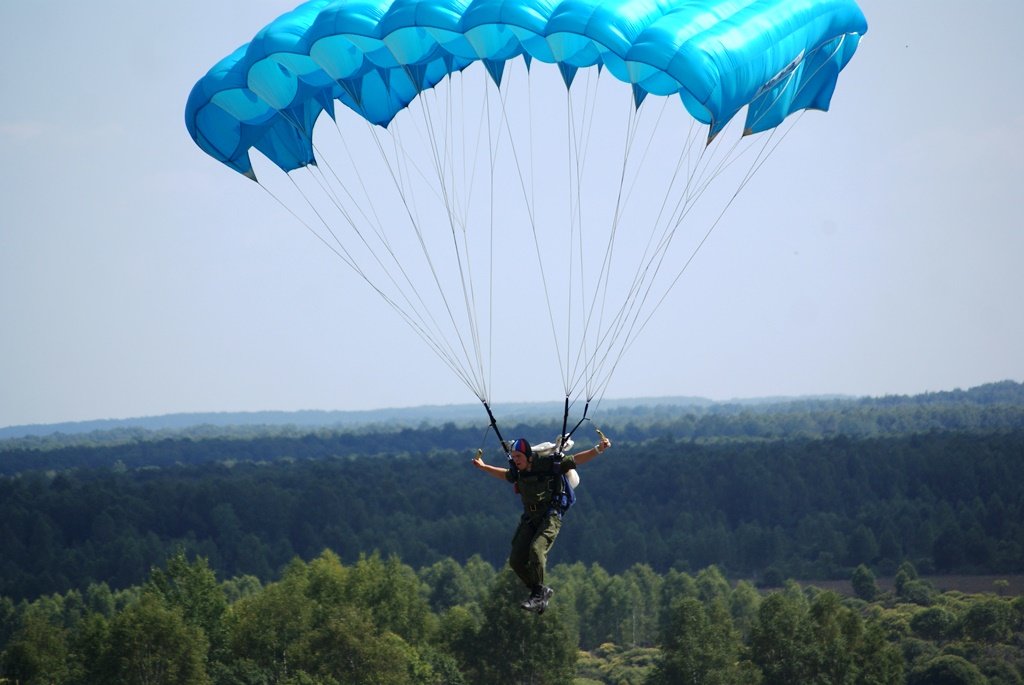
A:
[186, 0, 867, 177]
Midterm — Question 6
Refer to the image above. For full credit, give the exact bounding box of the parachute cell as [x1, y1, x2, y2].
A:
[186, 0, 866, 177]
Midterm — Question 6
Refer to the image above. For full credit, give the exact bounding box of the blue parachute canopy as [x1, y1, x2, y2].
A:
[186, 0, 867, 179]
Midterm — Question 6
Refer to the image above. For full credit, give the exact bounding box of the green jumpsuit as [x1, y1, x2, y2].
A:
[505, 455, 575, 589]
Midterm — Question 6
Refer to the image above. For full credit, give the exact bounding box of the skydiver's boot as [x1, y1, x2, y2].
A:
[536, 585, 554, 615]
[520, 585, 554, 614]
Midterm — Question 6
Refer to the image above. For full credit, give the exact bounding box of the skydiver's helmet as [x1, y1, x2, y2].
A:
[510, 438, 532, 457]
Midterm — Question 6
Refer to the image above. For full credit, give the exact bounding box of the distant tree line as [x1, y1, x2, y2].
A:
[1, 429, 1022, 601]
[3, 550, 1023, 684]
[3, 380, 1024, 464]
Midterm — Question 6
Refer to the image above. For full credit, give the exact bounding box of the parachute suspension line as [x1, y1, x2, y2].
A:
[484, 69, 504, 405]
[570, 82, 653, 402]
[353, 92, 491, 402]
[564, 69, 606, 402]
[260, 105, 491, 396]
[264, 109, 412, 279]
[316, 95, 487, 401]
[563, 74, 710, 408]
[322, 117, 459, 374]
[561, 65, 612, 402]
[562, 77, 580, 396]
[598, 121, 715, 357]
[302, 138, 438, 321]
[559, 70, 594, 398]
[474, 69, 511, 405]
[493, 62, 569, 392]
[581, 106, 650, 399]
[412, 85, 488, 398]
[421, 70, 491, 402]
[255, 175, 358, 276]
[561, 64, 611, 400]
[576, 94, 781, 400]
[449, 66, 512, 404]
[377, 123, 485, 396]
[585, 131, 733, 399]
[252, 177, 483, 392]
[255, 109, 437, 322]
[573, 67, 616, 402]
[593, 120, 798, 397]
[527, 63, 572, 395]
[417, 67, 496, 403]
[566, 92, 686, 405]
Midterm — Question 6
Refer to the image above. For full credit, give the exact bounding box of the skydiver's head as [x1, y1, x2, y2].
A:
[510, 438, 532, 469]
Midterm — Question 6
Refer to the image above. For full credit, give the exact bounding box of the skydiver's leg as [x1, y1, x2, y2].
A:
[519, 514, 562, 613]
[509, 516, 538, 588]
[528, 514, 562, 589]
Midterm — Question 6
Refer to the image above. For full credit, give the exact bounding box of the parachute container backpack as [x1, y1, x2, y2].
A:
[186, 0, 867, 414]
[555, 461, 576, 515]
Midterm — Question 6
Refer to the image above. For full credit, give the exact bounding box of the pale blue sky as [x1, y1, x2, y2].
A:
[2, 1, 1022, 429]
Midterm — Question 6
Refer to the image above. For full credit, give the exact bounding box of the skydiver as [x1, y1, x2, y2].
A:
[471, 432, 613, 614]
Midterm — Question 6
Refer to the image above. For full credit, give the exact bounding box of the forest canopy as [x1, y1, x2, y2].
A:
[2, 381, 1022, 601]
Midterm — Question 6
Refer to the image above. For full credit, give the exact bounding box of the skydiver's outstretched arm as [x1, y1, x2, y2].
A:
[572, 432, 612, 466]
[472, 452, 509, 480]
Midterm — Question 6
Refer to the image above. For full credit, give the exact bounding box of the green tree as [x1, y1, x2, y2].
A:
[894, 561, 918, 595]
[618, 564, 662, 647]
[343, 552, 435, 644]
[910, 607, 956, 642]
[222, 559, 315, 683]
[0, 606, 70, 685]
[907, 655, 987, 685]
[419, 557, 473, 613]
[807, 591, 860, 685]
[961, 597, 1013, 644]
[649, 597, 756, 685]
[574, 563, 615, 649]
[658, 569, 697, 623]
[470, 571, 577, 685]
[436, 605, 480, 677]
[851, 564, 877, 602]
[84, 582, 116, 617]
[223, 553, 436, 685]
[91, 592, 210, 685]
[290, 604, 424, 685]
[729, 580, 761, 640]
[748, 590, 815, 685]
[147, 550, 227, 650]
[695, 566, 732, 605]
[1011, 596, 1024, 633]
[895, 563, 935, 606]
[855, 622, 904, 685]
[68, 612, 110, 685]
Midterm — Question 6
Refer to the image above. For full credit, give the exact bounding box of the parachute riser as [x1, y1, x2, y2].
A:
[565, 399, 591, 443]
[481, 399, 513, 464]
[558, 397, 591, 456]
[483, 396, 590, 465]
[558, 397, 570, 456]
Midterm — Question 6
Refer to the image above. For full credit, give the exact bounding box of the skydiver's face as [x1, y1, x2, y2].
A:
[511, 450, 531, 470]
